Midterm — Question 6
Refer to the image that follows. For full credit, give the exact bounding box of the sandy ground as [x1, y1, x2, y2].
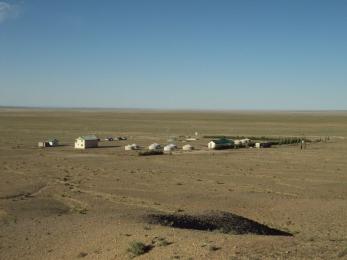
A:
[0, 109, 346, 259]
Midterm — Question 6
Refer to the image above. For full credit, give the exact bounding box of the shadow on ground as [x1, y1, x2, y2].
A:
[145, 211, 293, 236]
[98, 145, 121, 149]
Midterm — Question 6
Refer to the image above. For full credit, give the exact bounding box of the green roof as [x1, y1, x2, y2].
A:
[212, 138, 234, 145]
[77, 135, 98, 141]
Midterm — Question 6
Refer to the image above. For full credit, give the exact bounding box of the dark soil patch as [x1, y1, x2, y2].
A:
[8, 198, 70, 217]
[145, 211, 292, 236]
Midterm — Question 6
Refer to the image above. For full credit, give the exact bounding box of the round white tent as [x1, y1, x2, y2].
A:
[182, 144, 194, 151]
[163, 144, 177, 152]
[148, 143, 161, 150]
[125, 144, 140, 150]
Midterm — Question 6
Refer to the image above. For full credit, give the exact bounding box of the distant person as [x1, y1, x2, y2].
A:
[301, 140, 305, 150]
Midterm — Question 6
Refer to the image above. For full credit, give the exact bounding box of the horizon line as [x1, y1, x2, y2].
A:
[0, 105, 347, 113]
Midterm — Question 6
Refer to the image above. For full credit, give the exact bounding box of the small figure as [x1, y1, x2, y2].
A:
[301, 139, 305, 150]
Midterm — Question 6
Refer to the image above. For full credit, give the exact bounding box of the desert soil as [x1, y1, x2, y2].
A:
[0, 109, 346, 259]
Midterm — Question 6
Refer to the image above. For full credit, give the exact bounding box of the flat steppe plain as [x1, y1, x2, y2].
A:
[0, 109, 346, 259]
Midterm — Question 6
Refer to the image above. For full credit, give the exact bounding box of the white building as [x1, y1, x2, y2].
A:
[208, 138, 233, 150]
[75, 135, 98, 149]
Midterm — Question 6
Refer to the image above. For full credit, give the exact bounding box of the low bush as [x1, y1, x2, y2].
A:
[127, 241, 152, 257]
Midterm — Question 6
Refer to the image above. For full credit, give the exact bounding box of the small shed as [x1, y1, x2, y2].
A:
[182, 144, 194, 151]
[208, 138, 234, 150]
[75, 135, 98, 149]
[148, 143, 161, 150]
[255, 142, 272, 148]
[38, 141, 49, 148]
[38, 138, 59, 148]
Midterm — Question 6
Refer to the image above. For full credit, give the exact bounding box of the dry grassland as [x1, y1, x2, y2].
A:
[0, 109, 346, 259]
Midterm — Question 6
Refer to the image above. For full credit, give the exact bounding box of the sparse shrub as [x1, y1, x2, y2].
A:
[127, 241, 151, 257]
[209, 245, 221, 251]
[78, 208, 88, 214]
[151, 236, 172, 247]
[156, 237, 171, 246]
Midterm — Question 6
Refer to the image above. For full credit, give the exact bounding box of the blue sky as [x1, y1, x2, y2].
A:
[0, 0, 346, 110]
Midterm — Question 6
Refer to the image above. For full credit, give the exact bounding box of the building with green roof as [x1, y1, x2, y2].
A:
[208, 138, 234, 150]
[74, 135, 98, 149]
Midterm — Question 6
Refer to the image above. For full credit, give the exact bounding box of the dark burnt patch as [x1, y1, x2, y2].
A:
[146, 211, 292, 236]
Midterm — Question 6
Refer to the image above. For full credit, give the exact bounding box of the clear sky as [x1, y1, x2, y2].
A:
[0, 0, 346, 110]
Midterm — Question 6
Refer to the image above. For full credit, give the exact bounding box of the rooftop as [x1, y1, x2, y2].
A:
[77, 135, 98, 141]
[211, 138, 233, 145]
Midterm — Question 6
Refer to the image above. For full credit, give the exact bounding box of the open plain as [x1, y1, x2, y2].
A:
[0, 109, 346, 259]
